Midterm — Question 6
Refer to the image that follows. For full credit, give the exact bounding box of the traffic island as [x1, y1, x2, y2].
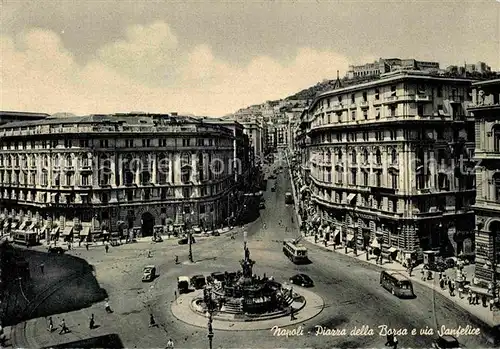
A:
[170, 287, 323, 331]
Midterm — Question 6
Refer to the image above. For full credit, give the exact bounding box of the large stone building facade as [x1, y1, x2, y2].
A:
[0, 113, 242, 240]
[469, 78, 500, 295]
[301, 70, 477, 263]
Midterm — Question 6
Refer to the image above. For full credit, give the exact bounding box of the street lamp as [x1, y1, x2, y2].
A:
[205, 287, 215, 349]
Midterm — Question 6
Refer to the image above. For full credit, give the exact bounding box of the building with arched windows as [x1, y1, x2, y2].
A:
[469, 79, 500, 294]
[0, 113, 242, 241]
[300, 70, 477, 264]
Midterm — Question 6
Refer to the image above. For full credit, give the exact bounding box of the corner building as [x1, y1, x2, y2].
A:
[0, 114, 236, 240]
[305, 71, 476, 263]
[469, 79, 500, 294]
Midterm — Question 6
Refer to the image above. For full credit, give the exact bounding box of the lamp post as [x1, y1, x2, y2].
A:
[353, 211, 358, 257]
[206, 287, 215, 349]
[184, 210, 194, 263]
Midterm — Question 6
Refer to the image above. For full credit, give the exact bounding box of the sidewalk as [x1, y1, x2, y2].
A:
[302, 234, 498, 327]
[3, 223, 249, 348]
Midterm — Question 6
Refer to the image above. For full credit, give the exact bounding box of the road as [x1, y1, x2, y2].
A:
[15, 161, 497, 348]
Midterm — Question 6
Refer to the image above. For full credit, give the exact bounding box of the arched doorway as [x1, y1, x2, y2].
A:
[141, 212, 155, 237]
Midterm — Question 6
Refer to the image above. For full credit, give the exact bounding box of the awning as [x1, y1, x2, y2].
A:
[193, 227, 201, 233]
[371, 239, 381, 249]
[300, 186, 310, 194]
[19, 221, 28, 231]
[346, 193, 356, 203]
[62, 226, 73, 236]
[41, 225, 48, 232]
[10, 221, 19, 229]
[102, 230, 110, 235]
[325, 225, 331, 234]
[313, 215, 321, 224]
[51, 226, 60, 235]
[80, 227, 90, 236]
[388, 247, 397, 253]
[27, 221, 36, 231]
[465, 285, 494, 297]
[332, 229, 340, 239]
[346, 233, 355, 242]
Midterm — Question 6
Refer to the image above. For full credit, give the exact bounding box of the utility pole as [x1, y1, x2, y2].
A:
[188, 211, 194, 263]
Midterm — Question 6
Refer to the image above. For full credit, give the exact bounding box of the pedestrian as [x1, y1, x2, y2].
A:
[489, 298, 495, 311]
[421, 269, 425, 281]
[85, 243, 89, 251]
[467, 290, 472, 304]
[105, 243, 109, 253]
[392, 336, 398, 349]
[47, 317, 53, 332]
[147, 250, 152, 258]
[166, 338, 174, 348]
[40, 263, 45, 274]
[290, 306, 295, 321]
[439, 278, 444, 289]
[458, 286, 463, 299]
[89, 314, 95, 329]
[385, 333, 394, 346]
[78, 240, 81, 247]
[149, 313, 157, 327]
[67, 242, 71, 250]
[438, 272, 443, 281]
[174, 291, 177, 300]
[105, 300, 113, 313]
[482, 295, 487, 307]
[59, 319, 69, 334]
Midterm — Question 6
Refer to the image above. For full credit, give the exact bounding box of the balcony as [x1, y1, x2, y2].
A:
[332, 103, 347, 112]
[64, 165, 75, 172]
[415, 94, 432, 102]
[449, 96, 464, 104]
[383, 95, 415, 104]
[359, 101, 369, 109]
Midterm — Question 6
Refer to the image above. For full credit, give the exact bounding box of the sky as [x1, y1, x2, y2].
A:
[1, 0, 499, 117]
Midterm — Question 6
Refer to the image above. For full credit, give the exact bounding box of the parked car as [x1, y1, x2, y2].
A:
[432, 335, 461, 349]
[142, 265, 157, 282]
[177, 276, 190, 294]
[190, 275, 206, 289]
[289, 273, 314, 287]
[48, 246, 65, 254]
[211, 272, 225, 282]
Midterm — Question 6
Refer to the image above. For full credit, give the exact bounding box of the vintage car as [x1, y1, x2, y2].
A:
[190, 275, 206, 289]
[48, 246, 65, 254]
[142, 265, 157, 282]
[177, 276, 190, 294]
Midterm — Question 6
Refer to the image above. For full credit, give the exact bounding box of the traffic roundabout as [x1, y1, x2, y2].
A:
[170, 286, 324, 331]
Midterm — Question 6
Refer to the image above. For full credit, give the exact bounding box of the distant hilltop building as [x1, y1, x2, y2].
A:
[446, 62, 492, 76]
[346, 58, 440, 79]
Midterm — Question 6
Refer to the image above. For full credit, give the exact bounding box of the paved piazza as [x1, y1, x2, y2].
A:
[9, 163, 498, 348]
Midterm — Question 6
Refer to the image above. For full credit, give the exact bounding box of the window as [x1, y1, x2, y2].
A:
[182, 187, 191, 198]
[351, 150, 357, 164]
[376, 131, 383, 141]
[350, 169, 357, 185]
[391, 199, 398, 212]
[351, 94, 355, 103]
[159, 138, 167, 147]
[363, 110, 368, 120]
[390, 106, 396, 117]
[375, 171, 382, 187]
[390, 130, 396, 140]
[336, 133, 342, 142]
[391, 149, 397, 164]
[495, 174, 500, 203]
[363, 132, 369, 141]
[101, 193, 109, 204]
[391, 173, 398, 189]
[417, 104, 424, 116]
[197, 138, 204, 146]
[375, 108, 381, 120]
[142, 139, 151, 147]
[182, 138, 191, 147]
[363, 148, 369, 163]
[362, 92, 367, 102]
[181, 167, 191, 184]
[144, 189, 150, 200]
[126, 139, 134, 147]
[363, 171, 369, 186]
[390, 85, 396, 96]
[338, 96, 342, 103]
[351, 110, 356, 121]
[140, 171, 151, 185]
[437, 85, 443, 97]
[375, 89, 380, 100]
[438, 173, 449, 191]
[100, 140, 109, 148]
[64, 139, 72, 148]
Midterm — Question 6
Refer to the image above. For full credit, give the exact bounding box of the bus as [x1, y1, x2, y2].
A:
[13, 230, 38, 246]
[285, 192, 293, 204]
[380, 271, 415, 298]
[283, 239, 308, 264]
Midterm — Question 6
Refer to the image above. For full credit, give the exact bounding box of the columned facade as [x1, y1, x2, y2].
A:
[469, 78, 500, 295]
[0, 113, 236, 241]
[304, 71, 476, 263]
